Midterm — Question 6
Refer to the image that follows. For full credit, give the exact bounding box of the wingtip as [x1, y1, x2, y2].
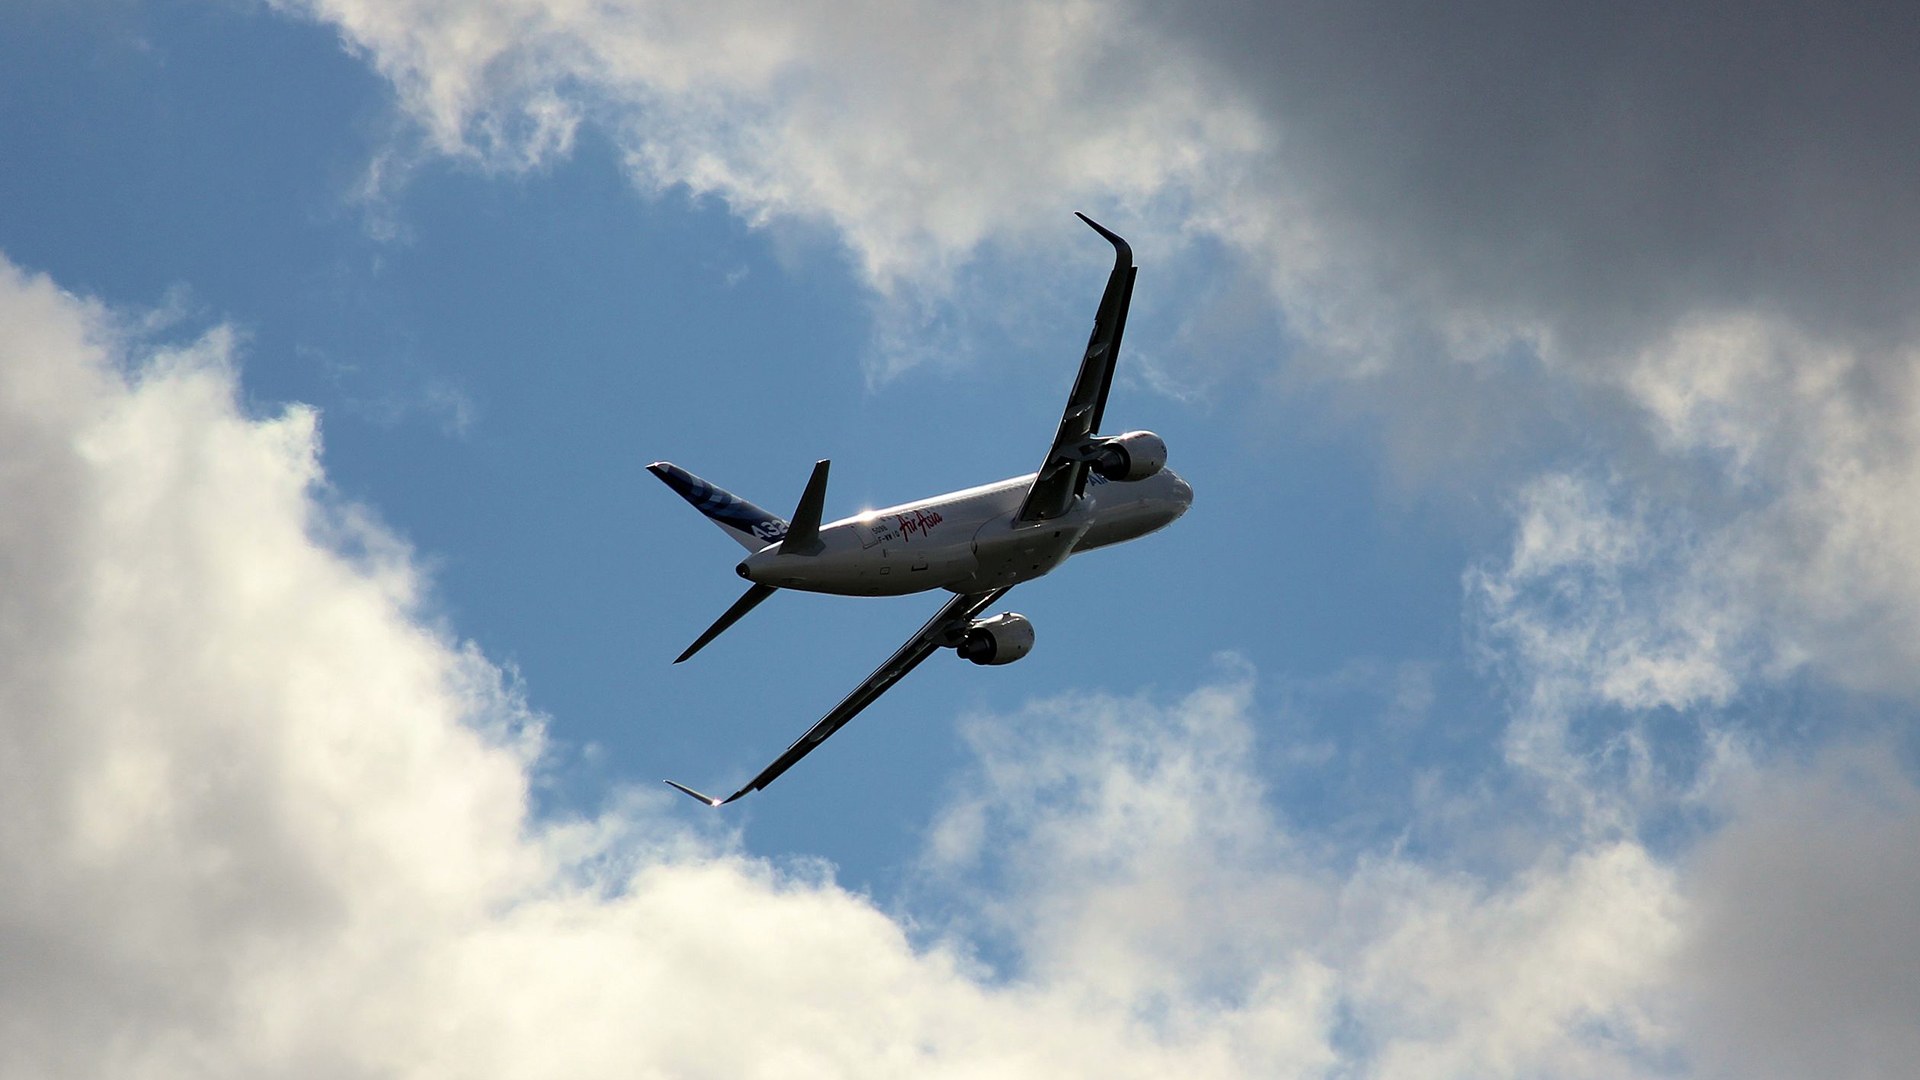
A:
[663, 779, 722, 807]
[1073, 211, 1130, 260]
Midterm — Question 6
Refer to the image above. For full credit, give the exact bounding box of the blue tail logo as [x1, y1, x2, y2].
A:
[648, 462, 789, 545]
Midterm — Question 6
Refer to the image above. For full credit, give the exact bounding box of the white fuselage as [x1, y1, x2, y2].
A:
[737, 467, 1193, 597]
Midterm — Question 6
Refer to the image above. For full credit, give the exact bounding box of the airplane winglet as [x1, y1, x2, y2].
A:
[1075, 212, 1132, 264]
[665, 778, 757, 807]
[664, 779, 724, 807]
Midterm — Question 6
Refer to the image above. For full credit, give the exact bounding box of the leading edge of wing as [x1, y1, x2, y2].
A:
[663, 587, 1012, 807]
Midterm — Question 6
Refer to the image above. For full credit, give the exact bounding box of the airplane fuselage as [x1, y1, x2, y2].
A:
[738, 467, 1192, 597]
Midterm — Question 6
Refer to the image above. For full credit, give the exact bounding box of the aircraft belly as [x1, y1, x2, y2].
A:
[743, 518, 985, 597]
[774, 543, 978, 597]
[953, 510, 1089, 591]
[883, 538, 977, 593]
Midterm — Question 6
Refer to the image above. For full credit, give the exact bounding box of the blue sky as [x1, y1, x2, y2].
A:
[3, 2, 1918, 1076]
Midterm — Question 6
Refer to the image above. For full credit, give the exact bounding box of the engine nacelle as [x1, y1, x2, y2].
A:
[1089, 430, 1168, 482]
[956, 612, 1035, 665]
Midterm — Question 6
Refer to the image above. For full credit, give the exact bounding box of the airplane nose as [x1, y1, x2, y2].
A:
[1168, 470, 1193, 508]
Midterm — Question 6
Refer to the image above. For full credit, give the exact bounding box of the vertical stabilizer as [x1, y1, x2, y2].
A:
[778, 460, 831, 555]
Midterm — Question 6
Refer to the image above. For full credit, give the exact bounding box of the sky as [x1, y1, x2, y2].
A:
[2, 1, 1918, 1076]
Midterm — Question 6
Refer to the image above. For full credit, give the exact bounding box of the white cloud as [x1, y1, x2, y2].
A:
[930, 670, 1686, 1078]
[1468, 317, 1920, 784]
[1621, 315, 1920, 697]
[280, 0, 1260, 294]
[1465, 471, 1745, 826]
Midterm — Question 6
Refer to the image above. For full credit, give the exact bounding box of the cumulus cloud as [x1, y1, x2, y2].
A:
[930, 672, 1688, 1079]
[278, 0, 1258, 293]
[1621, 316, 1920, 696]
[1460, 469, 1920, 1079]
[1471, 329, 1920, 729]
[1466, 471, 1750, 815]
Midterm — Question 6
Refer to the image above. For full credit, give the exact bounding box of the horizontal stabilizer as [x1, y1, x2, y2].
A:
[675, 583, 777, 664]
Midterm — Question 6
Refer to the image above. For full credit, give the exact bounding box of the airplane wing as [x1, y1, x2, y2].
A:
[1015, 213, 1137, 524]
[664, 586, 1014, 806]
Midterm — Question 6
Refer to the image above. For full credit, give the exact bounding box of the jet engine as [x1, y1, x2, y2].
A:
[956, 612, 1035, 665]
[1089, 430, 1167, 482]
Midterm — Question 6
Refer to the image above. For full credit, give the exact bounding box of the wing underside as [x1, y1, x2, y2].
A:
[665, 587, 1013, 806]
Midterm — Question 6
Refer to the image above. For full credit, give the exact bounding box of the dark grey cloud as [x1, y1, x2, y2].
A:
[1680, 749, 1920, 1079]
[1156, 1, 1920, 356]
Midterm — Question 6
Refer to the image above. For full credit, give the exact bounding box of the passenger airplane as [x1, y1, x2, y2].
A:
[653, 213, 1192, 806]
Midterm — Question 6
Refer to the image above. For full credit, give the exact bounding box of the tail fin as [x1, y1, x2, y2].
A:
[778, 460, 830, 555]
[647, 462, 789, 551]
